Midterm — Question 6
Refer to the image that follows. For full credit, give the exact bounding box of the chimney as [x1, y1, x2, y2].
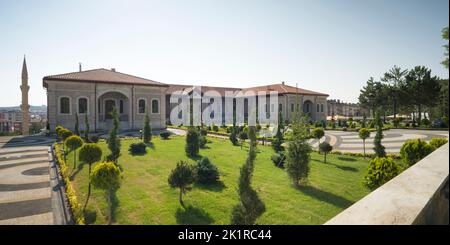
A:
[79, 63, 82, 72]
[111, 68, 116, 72]
[282, 81, 285, 85]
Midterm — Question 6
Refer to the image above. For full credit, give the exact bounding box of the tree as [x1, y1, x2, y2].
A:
[107, 107, 121, 165]
[319, 142, 332, 163]
[311, 127, 325, 145]
[196, 157, 220, 184]
[143, 110, 152, 143]
[185, 127, 199, 157]
[286, 114, 312, 186]
[381, 66, 407, 120]
[91, 161, 121, 224]
[74, 113, 80, 136]
[373, 111, 386, 158]
[65, 135, 83, 170]
[358, 78, 386, 117]
[272, 111, 285, 152]
[229, 127, 238, 145]
[79, 143, 102, 210]
[442, 26, 449, 69]
[84, 114, 89, 142]
[168, 161, 196, 208]
[231, 126, 265, 224]
[238, 130, 248, 149]
[405, 66, 441, 124]
[358, 128, 371, 157]
[61, 129, 73, 162]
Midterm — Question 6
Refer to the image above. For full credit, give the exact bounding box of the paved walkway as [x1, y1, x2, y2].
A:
[310, 129, 448, 153]
[0, 135, 56, 225]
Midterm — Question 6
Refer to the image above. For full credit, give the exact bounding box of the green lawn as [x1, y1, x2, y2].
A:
[67, 136, 371, 225]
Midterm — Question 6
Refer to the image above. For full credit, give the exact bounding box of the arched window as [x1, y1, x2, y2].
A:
[151, 99, 160, 114]
[279, 103, 282, 112]
[317, 104, 320, 112]
[119, 100, 124, 114]
[78, 97, 88, 114]
[291, 103, 294, 112]
[60, 97, 70, 114]
[321, 104, 324, 113]
[138, 99, 146, 114]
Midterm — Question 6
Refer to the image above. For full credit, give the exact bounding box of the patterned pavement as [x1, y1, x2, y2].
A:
[309, 129, 449, 153]
[0, 136, 56, 225]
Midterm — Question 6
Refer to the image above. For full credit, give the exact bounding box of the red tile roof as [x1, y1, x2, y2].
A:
[166, 84, 241, 97]
[43, 68, 168, 87]
[240, 83, 328, 96]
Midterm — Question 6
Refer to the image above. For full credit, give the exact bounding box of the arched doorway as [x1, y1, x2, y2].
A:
[303, 100, 314, 120]
[97, 91, 130, 129]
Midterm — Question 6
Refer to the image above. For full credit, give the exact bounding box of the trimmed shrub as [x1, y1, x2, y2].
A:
[319, 142, 332, 163]
[199, 135, 207, 148]
[212, 124, 219, 132]
[199, 127, 208, 136]
[160, 131, 171, 140]
[342, 127, 348, 131]
[128, 142, 147, 155]
[400, 139, 433, 166]
[271, 152, 286, 168]
[429, 137, 448, 150]
[185, 127, 199, 157]
[196, 157, 220, 184]
[90, 135, 100, 143]
[364, 157, 401, 190]
[229, 128, 238, 145]
[421, 118, 430, 126]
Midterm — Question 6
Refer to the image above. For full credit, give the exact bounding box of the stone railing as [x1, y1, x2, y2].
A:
[325, 143, 449, 225]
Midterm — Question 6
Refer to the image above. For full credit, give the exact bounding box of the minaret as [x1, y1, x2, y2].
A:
[20, 56, 30, 136]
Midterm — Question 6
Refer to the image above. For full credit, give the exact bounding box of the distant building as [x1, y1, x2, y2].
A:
[327, 99, 370, 120]
[0, 110, 22, 133]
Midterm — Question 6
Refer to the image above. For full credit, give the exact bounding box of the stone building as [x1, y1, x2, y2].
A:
[43, 68, 329, 131]
[43, 68, 168, 132]
[327, 99, 370, 119]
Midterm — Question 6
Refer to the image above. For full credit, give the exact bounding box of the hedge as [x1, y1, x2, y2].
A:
[54, 143, 85, 225]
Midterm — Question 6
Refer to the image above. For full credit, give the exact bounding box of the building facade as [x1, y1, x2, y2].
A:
[44, 68, 329, 132]
[327, 99, 370, 119]
[43, 68, 168, 132]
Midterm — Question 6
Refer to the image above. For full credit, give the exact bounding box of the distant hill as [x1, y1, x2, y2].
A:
[0, 105, 47, 112]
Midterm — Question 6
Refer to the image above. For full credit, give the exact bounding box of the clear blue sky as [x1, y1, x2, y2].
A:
[0, 0, 448, 106]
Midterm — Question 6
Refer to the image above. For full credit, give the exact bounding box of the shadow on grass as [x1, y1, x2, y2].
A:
[337, 156, 357, 162]
[188, 154, 203, 161]
[145, 142, 155, 149]
[194, 181, 226, 192]
[175, 205, 214, 225]
[84, 209, 97, 224]
[296, 185, 353, 209]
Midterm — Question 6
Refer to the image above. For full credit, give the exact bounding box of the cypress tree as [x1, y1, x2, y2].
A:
[107, 107, 121, 165]
[74, 113, 80, 136]
[231, 126, 265, 224]
[373, 110, 386, 157]
[84, 113, 90, 142]
[143, 110, 152, 143]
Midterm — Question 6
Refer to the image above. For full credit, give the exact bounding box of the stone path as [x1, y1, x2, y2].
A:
[0, 136, 56, 225]
[310, 129, 449, 153]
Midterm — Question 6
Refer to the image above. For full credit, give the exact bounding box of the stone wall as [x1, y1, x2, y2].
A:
[325, 143, 449, 225]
